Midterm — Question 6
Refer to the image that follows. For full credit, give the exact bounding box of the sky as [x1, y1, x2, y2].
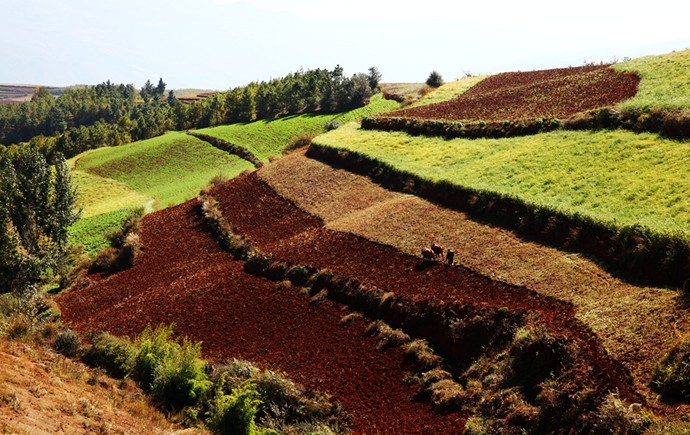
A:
[2, 0, 689, 90]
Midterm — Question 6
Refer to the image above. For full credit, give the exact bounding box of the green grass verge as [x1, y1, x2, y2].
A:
[615, 49, 690, 111]
[68, 208, 132, 256]
[195, 94, 399, 162]
[74, 131, 254, 206]
[313, 123, 690, 240]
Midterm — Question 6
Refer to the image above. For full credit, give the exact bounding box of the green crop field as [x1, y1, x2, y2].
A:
[615, 49, 690, 111]
[195, 94, 399, 162]
[68, 208, 132, 256]
[313, 123, 690, 240]
[74, 131, 254, 206]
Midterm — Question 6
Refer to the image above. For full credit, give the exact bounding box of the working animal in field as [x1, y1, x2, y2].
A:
[431, 243, 444, 258]
[421, 247, 436, 261]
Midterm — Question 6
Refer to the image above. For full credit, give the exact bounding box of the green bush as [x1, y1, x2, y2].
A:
[426, 71, 444, 88]
[53, 328, 81, 357]
[151, 337, 211, 410]
[132, 324, 178, 390]
[82, 332, 136, 379]
[208, 380, 262, 435]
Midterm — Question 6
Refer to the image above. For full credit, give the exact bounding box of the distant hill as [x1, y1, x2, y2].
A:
[0, 83, 63, 105]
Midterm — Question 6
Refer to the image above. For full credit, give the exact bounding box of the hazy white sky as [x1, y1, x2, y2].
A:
[2, 0, 689, 89]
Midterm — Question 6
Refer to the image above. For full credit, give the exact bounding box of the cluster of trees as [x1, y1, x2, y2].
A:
[0, 147, 79, 292]
[0, 66, 382, 161]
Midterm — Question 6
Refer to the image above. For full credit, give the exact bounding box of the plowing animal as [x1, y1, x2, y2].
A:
[421, 247, 436, 261]
[421, 243, 455, 265]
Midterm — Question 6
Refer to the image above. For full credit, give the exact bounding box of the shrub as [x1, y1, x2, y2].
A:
[404, 339, 443, 370]
[131, 325, 177, 390]
[53, 328, 81, 357]
[82, 332, 136, 379]
[593, 394, 651, 434]
[505, 327, 576, 398]
[208, 380, 261, 435]
[150, 337, 211, 410]
[365, 320, 410, 349]
[324, 120, 340, 132]
[426, 71, 444, 88]
[651, 337, 690, 402]
[428, 379, 464, 410]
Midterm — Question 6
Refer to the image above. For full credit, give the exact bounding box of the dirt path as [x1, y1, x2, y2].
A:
[57, 201, 465, 434]
[257, 151, 689, 400]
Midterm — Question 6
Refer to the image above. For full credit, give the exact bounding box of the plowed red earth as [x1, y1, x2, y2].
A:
[211, 174, 641, 404]
[57, 201, 464, 434]
[384, 65, 639, 122]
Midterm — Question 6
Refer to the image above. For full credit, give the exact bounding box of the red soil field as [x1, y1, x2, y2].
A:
[382, 65, 639, 122]
[211, 174, 641, 404]
[57, 201, 464, 434]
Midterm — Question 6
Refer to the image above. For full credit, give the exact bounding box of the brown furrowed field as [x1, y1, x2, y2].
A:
[378, 65, 639, 122]
[257, 150, 689, 402]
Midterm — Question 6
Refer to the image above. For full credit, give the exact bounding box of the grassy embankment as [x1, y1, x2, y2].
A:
[313, 123, 690, 243]
[195, 93, 400, 162]
[68, 131, 253, 255]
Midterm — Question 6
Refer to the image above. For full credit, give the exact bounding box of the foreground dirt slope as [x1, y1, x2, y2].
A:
[57, 201, 464, 433]
[0, 340, 184, 434]
[258, 150, 688, 401]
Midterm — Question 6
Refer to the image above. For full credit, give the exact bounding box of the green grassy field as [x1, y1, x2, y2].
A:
[71, 170, 152, 218]
[313, 123, 690, 239]
[75, 131, 254, 206]
[615, 49, 690, 111]
[195, 94, 399, 162]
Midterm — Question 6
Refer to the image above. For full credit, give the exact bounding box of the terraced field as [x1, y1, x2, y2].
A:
[379, 65, 639, 122]
[257, 151, 688, 398]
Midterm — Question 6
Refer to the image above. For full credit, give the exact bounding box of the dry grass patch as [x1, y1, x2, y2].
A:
[0, 339, 186, 434]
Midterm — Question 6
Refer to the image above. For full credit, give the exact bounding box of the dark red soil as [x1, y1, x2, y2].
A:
[384, 65, 639, 122]
[57, 201, 464, 434]
[211, 174, 642, 404]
